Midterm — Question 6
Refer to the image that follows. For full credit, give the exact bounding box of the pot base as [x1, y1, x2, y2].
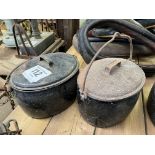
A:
[13, 72, 78, 119]
[77, 90, 140, 128]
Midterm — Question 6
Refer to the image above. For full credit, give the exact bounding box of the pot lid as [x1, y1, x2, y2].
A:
[78, 58, 145, 101]
[10, 52, 79, 91]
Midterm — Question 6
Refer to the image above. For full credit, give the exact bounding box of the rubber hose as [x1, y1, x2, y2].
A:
[78, 19, 155, 63]
[135, 19, 155, 27]
[88, 20, 155, 38]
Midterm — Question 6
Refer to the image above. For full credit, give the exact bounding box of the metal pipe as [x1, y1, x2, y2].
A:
[30, 19, 41, 39]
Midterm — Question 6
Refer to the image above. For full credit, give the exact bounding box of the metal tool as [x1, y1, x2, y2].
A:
[0, 119, 22, 135]
[17, 19, 56, 56]
[2, 19, 29, 47]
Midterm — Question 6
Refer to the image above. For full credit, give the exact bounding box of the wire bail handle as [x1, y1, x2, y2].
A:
[80, 32, 133, 101]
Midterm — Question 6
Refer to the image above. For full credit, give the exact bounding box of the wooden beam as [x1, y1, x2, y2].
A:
[56, 20, 79, 50]
[41, 38, 64, 54]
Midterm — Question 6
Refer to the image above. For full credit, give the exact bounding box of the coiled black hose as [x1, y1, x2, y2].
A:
[78, 19, 155, 63]
[135, 19, 155, 27]
[78, 19, 155, 75]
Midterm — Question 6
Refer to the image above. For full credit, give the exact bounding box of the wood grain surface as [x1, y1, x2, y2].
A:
[95, 94, 145, 135]
[3, 106, 51, 135]
[139, 56, 155, 134]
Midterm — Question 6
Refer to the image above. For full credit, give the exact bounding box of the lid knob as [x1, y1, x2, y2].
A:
[105, 59, 121, 75]
[39, 56, 53, 66]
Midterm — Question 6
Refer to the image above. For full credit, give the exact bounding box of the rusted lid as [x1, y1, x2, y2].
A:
[78, 58, 145, 101]
[10, 52, 79, 91]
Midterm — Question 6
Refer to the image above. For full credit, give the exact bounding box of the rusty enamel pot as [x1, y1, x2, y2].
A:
[77, 33, 146, 128]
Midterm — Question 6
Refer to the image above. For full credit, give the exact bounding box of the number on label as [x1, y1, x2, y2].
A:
[32, 69, 43, 77]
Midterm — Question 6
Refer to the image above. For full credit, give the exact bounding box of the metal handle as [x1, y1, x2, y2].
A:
[0, 119, 22, 135]
[12, 23, 37, 57]
[6, 119, 21, 133]
[40, 55, 53, 66]
[105, 59, 121, 75]
[80, 32, 133, 100]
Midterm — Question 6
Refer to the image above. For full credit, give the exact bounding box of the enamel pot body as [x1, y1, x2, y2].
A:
[9, 52, 79, 118]
[77, 33, 145, 128]
[77, 57, 145, 128]
[12, 72, 78, 118]
[77, 90, 140, 128]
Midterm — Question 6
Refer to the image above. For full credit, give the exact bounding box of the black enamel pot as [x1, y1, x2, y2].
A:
[9, 52, 79, 118]
[77, 33, 146, 128]
[77, 91, 140, 128]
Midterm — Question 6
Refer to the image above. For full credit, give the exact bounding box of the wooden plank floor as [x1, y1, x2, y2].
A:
[95, 94, 145, 135]
[1, 44, 155, 134]
[139, 56, 155, 135]
[0, 77, 13, 121]
[0, 44, 27, 76]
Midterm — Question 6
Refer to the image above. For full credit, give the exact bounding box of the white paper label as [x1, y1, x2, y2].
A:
[22, 65, 52, 83]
